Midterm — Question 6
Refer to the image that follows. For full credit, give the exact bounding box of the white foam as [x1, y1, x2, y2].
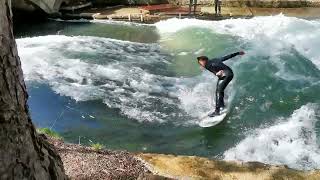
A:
[18, 34, 221, 124]
[91, 19, 154, 27]
[17, 35, 177, 122]
[155, 15, 320, 71]
[178, 52, 188, 56]
[177, 74, 215, 117]
[50, 18, 153, 26]
[224, 104, 320, 170]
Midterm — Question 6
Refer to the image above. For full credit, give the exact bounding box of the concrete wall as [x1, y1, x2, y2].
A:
[183, 0, 320, 7]
[92, 0, 320, 7]
[92, 0, 169, 5]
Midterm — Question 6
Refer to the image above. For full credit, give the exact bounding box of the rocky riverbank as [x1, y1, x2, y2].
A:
[12, 0, 320, 23]
[43, 134, 320, 180]
[57, 5, 320, 24]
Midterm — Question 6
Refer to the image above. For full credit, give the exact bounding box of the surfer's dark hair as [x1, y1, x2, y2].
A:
[197, 56, 208, 62]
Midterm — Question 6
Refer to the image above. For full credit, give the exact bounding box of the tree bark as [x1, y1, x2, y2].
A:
[0, 0, 68, 179]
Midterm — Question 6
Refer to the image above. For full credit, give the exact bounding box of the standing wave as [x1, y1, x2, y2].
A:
[224, 104, 320, 170]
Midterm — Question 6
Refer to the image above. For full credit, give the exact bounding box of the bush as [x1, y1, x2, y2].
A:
[91, 143, 105, 151]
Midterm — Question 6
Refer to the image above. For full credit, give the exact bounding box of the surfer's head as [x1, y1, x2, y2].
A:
[197, 56, 208, 67]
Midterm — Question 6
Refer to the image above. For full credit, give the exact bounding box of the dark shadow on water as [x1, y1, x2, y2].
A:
[14, 18, 160, 43]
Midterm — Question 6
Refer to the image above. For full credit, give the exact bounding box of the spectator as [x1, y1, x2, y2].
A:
[215, 0, 221, 16]
[189, 0, 198, 16]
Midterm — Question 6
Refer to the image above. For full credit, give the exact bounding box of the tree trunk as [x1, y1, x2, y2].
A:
[0, 1, 68, 179]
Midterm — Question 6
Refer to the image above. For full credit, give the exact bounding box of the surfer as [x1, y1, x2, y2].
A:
[197, 51, 245, 117]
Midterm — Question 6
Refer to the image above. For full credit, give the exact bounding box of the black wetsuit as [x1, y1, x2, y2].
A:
[205, 52, 241, 113]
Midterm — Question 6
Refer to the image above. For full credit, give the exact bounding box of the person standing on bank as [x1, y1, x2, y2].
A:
[214, 0, 221, 16]
[189, 0, 198, 16]
[197, 51, 245, 117]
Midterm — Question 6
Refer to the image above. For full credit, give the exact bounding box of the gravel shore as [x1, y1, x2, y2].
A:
[45, 135, 161, 180]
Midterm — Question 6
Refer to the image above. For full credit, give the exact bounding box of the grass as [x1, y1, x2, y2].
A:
[37, 128, 62, 140]
[37, 127, 104, 150]
[90, 143, 105, 151]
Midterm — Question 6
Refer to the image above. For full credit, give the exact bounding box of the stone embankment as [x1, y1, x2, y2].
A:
[12, 0, 320, 16]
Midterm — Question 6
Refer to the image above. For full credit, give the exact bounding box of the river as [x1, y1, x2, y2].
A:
[15, 15, 320, 170]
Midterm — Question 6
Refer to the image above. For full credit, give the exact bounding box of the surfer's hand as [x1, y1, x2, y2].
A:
[216, 70, 224, 77]
[239, 51, 245, 55]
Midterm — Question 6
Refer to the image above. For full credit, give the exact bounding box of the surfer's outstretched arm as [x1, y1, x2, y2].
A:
[220, 51, 245, 62]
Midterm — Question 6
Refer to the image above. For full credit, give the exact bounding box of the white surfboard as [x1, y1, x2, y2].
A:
[199, 109, 227, 127]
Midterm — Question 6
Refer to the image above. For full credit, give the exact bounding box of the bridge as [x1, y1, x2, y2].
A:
[30, 0, 66, 14]
[13, 0, 67, 14]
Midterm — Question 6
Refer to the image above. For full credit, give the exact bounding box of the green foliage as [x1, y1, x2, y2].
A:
[90, 143, 105, 151]
[37, 128, 62, 139]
